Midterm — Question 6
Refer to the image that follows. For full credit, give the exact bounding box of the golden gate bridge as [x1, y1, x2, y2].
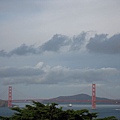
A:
[2, 84, 120, 109]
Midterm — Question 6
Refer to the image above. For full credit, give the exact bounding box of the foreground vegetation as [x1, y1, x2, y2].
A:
[0, 101, 118, 120]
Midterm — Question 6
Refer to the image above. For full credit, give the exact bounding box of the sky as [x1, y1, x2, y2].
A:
[0, 0, 120, 100]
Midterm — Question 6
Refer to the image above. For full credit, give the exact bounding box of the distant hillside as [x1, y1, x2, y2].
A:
[42, 93, 120, 104]
[0, 100, 7, 107]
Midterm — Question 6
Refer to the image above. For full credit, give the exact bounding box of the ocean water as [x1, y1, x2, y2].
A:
[0, 104, 120, 119]
[62, 104, 120, 119]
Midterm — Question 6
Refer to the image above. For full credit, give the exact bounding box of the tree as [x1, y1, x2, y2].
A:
[0, 101, 118, 120]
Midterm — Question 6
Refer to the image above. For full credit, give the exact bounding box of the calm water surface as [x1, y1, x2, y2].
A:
[63, 104, 120, 119]
[0, 103, 120, 119]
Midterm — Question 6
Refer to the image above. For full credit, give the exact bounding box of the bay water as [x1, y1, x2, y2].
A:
[0, 103, 120, 119]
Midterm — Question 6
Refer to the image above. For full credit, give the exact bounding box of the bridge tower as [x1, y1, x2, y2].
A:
[92, 84, 96, 109]
[8, 86, 12, 107]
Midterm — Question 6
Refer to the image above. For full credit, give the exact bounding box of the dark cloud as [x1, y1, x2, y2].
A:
[0, 44, 38, 57]
[87, 33, 120, 54]
[0, 32, 120, 57]
[39, 34, 70, 52]
[9, 44, 37, 56]
[0, 34, 70, 57]
[39, 32, 120, 54]
[0, 32, 88, 57]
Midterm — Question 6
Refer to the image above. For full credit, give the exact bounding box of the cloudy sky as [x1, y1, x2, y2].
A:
[0, 0, 120, 100]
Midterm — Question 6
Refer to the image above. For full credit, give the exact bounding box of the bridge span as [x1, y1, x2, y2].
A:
[6, 84, 120, 109]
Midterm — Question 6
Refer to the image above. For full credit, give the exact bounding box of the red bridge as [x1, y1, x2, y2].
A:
[2, 84, 120, 109]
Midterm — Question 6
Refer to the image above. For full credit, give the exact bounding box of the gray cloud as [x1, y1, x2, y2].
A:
[0, 50, 7, 57]
[87, 33, 120, 54]
[0, 44, 37, 57]
[0, 32, 89, 57]
[39, 32, 93, 52]
[0, 34, 70, 57]
[0, 62, 119, 85]
[0, 67, 44, 78]
[9, 44, 37, 56]
[1, 32, 120, 57]
[70, 32, 87, 51]
[39, 34, 70, 52]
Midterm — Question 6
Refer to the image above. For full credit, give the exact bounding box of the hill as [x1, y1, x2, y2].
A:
[42, 93, 120, 104]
